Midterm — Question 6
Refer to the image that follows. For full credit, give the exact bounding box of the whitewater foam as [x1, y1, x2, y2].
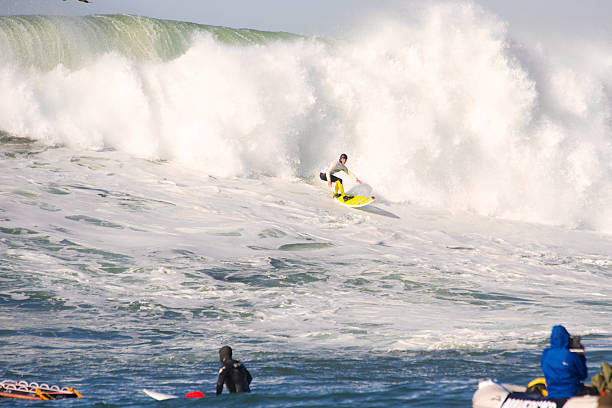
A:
[1, 4, 611, 232]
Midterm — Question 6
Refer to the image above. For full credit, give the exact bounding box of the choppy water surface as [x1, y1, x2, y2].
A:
[1, 4, 612, 406]
[2, 143, 611, 407]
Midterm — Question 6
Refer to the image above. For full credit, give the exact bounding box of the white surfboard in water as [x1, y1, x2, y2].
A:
[142, 389, 179, 401]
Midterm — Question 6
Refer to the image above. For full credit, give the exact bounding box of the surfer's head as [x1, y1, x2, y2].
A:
[219, 346, 233, 362]
[339, 153, 348, 164]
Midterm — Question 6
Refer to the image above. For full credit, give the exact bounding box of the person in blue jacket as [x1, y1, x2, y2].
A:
[541, 325, 587, 399]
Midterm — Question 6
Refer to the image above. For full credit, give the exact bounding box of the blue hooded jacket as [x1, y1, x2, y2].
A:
[541, 325, 587, 399]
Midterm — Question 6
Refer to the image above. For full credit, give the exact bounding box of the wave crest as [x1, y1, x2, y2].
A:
[1, 5, 612, 231]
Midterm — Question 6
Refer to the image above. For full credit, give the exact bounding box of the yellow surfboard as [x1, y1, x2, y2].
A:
[334, 194, 376, 208]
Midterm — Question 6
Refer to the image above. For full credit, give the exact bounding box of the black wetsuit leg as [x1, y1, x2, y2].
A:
[320, 172, 342, 184]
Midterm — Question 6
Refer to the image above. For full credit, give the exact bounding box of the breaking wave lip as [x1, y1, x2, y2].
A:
[0, 14, 301, 69]
[1, 4, 612, 233]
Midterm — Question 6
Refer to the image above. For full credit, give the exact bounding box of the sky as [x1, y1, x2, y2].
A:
[1, 0, 611, 40]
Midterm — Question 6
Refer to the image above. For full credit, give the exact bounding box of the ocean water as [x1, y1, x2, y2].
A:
[1, 4, 612, 407]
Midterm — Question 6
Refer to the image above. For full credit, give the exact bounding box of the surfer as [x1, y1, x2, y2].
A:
[319, 153, 362, 198]
[541, 325, 593, 399]
[216, 346, 252, 395]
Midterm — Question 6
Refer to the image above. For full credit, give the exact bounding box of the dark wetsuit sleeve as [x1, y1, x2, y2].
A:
[216, 366, 227, 395]
[245, 366, 252, 385]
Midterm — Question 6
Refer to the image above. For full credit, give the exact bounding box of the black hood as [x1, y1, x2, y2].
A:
[219, 346, 233, 362]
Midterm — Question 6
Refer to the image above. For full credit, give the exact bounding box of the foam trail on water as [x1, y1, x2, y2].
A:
[1, 4, 612, 231]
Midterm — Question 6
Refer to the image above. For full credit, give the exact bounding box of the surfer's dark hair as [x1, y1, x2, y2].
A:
[340, 153, 348, 161]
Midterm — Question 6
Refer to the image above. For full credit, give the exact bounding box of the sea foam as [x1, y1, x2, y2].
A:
[1, 4, 611, 232]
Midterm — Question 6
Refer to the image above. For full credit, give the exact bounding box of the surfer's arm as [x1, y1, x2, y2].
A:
[325, 166, 333, 181]
[345, 167, 362, 184]
[216, 366, 227, 395]
[325, 164, 334, 187]
[245, 367, 253, 384]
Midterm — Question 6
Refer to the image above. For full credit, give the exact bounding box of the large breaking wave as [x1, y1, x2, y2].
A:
[1, 3, 612, 231]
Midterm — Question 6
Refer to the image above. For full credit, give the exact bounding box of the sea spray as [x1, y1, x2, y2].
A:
[1, 4, 611, 231]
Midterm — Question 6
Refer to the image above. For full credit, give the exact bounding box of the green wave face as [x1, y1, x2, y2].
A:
[0, 14, 300, 69]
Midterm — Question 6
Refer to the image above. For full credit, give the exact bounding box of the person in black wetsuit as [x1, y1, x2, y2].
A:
[216, 346, 252, 395]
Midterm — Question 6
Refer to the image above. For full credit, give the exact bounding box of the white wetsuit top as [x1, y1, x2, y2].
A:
[321, 160, 357, 182]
